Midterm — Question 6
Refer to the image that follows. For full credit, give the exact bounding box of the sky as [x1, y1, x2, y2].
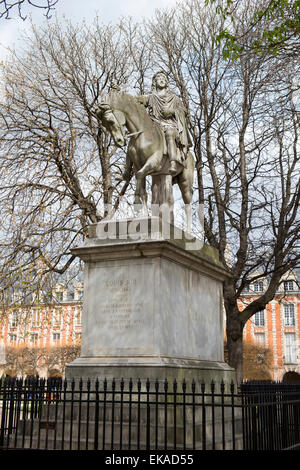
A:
[0, 0, 179, 62]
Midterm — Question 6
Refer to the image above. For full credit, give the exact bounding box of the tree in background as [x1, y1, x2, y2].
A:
[3, 344, 80, 377]
[147, 0, 299, 382]
[225, 340, 273, 381]
[207, 0, 300, 58]
[0, 0, 58, 20]
[0, 17, 151, 301]
[0, 1, 299, 383]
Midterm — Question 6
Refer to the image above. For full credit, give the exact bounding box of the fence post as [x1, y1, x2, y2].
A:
[94, 378, 99, 451]
[201, 380, 206, 450]
[146, 378, 151, 450]
[230, 380, 235, 451]
[0, 378, 7, 448]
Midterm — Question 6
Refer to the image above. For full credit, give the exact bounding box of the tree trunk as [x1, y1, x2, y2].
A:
[226, 327, 244, 384]
[224, 280, 245, 384]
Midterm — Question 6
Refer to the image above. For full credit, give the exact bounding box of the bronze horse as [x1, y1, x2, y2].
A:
[96, 89, 194, 228]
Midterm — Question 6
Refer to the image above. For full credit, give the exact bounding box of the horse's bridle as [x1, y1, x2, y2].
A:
[126, 130, 143, 139]
[97, 102, 143, 143]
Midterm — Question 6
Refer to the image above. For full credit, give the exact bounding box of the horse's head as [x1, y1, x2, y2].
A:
[95, 102, 126, 148]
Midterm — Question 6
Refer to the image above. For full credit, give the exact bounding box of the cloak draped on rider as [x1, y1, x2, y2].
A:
[139, 90, 192, 164]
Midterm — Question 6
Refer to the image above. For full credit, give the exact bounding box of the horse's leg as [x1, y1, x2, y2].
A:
[159, 174, 174, 225]
[151, 175, 160, 217]
[140, 177, 148, 216]
[134, 176, 148, 215]
[136, 150, 162, 180]
[177, 152, 194, 233]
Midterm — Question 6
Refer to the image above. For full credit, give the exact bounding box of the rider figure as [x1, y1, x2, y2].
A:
[138, 71, 192, 175]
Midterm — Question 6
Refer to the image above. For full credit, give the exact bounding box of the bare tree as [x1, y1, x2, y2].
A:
[0, 2, 298, 385]
[0, 0, 58, 20]
[147, 0, 300, 382]
[3, 344, 80, 377]
[0, 17, 152, 300]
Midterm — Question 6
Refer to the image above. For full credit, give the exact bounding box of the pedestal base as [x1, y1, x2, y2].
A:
[65, 358, 236, 390]
[66, 218, 236, 388]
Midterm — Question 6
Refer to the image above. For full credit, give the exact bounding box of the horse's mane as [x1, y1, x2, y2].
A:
[108, 89, 150, 119]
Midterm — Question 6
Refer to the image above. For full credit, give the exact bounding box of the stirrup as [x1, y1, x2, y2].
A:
[169, 161, 177, 175]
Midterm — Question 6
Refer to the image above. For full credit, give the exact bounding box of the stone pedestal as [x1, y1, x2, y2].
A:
[66, 217, 236, 387]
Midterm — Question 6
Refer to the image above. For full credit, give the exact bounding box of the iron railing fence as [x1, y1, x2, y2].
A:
[240, 381, 300, 450]
[0, 377, 300, 451]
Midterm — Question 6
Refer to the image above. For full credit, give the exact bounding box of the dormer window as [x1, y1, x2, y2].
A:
[254, 281, 264, 293]
[284, 280, 294, 291]
[56, 291, 63, 302]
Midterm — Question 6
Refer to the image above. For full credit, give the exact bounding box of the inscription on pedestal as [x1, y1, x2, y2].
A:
[86, 262, 154, 353]
[101, 279, 144, 330]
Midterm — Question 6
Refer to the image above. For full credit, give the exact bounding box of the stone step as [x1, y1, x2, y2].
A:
[12, 414, 243, 449]
[8, 431, 244, 451]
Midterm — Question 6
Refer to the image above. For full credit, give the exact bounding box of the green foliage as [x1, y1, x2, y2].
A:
[207, 0, 300, 59]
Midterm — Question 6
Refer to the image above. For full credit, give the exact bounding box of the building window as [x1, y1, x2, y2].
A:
[76, 290, 83, 300]
[68, 292, 75, 301]
[284, 304, 295, 326]
[254, 281, 264, 293]
[52, 310, 62, 327]
[10, 310, 18, 328]
[75, 332, 82, 343]
[284, 333, 297, 364]
[31, 310, 40, 328]
[53, 333, 60, 343]
[74, 310, 82, 326]
[254, 310, 265, 327]
[30, 333, 38, 344]
[284, 280, 294, 291]
[55, 291, 63, 302]
[254, 333, 265, 345]
[9, 334, 17, 343]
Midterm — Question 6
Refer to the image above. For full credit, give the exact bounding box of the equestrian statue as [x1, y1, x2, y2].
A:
[95, 71, 195, 230]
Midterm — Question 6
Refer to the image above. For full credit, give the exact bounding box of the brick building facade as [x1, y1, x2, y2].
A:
[0, 283, 83, 349]
[1, 272, 299, 380]
[240, 271, 300, 381]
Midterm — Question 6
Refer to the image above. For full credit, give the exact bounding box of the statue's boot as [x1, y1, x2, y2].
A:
[165, 130, 180, 175]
